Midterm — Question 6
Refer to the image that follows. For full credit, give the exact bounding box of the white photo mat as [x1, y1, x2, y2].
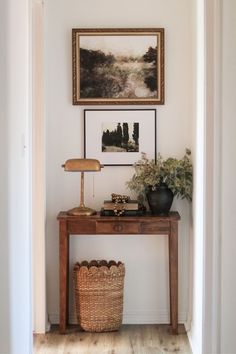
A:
[84, 109, 156, 166]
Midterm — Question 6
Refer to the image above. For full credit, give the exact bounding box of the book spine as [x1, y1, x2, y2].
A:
[103, 203, 139, 211]
[100, 209, 144, 216]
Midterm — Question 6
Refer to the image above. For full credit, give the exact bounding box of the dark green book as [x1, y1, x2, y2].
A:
[100, 208, 145, 217]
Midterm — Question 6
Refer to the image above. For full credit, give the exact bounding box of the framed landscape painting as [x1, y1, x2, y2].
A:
[72, 28, 164, 105]
[84, 109, 157, 166]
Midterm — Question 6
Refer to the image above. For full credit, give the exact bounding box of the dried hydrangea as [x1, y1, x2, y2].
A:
[126, 149, 193, 202]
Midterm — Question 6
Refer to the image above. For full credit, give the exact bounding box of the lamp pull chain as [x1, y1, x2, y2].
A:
[93, 173, 95, 198]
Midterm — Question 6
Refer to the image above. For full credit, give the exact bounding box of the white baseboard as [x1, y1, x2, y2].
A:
[46, 319, 51, 332]
[49, 310, 187, 325]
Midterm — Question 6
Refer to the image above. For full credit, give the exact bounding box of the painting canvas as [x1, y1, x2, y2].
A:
[84, 109, 156, 166]
[72, 29, 164, 105]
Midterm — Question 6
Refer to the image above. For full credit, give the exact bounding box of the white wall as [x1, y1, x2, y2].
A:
[45, 0, 194, 324]
[0, 0, 32, 353]
[220, 1, 236, 352]
[0, 0, 11, 352]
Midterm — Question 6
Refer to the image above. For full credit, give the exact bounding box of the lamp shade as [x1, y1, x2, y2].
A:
[62, 158, 103, 172]
[62, 158, 103, 216]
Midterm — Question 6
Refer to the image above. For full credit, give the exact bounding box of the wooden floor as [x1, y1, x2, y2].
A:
[33, 325, 192, 354]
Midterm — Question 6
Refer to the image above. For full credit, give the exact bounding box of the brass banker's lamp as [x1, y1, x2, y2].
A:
[62, 158, 103, 216]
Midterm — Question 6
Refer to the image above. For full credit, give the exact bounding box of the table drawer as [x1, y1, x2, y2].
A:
[96, 221, 140, 234]
[141, 221, 169, 234]
[67, 220, 96, 234]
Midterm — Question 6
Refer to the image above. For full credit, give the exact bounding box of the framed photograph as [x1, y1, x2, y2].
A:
[72, 28, 164, 105]
[84, 109, 156, 166]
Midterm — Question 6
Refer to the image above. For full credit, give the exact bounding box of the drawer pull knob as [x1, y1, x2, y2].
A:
[113, 224, 123, 232]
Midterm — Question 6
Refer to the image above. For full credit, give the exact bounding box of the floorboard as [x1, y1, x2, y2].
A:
[33, 325, 192, 354]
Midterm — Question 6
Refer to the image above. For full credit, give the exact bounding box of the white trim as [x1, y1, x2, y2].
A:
[187, 1, 222, 353]
[187, 0, 205, 352]
[49, 310, 188, 325]
[32, 0, 46, 334]
[202, 0, 222, 353]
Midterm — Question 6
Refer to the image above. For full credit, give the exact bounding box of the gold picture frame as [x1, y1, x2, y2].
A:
[72, 28, 165, 105]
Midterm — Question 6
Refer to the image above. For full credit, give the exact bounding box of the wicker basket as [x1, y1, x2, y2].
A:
[73, 260, 125, 332]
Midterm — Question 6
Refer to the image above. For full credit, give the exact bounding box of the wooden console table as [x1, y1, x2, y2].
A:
[57, 211, 180, 334]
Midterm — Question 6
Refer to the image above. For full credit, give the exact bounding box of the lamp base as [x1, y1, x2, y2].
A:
[67, 206, 97, 216]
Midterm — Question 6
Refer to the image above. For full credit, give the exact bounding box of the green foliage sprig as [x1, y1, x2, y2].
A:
[126, 149, 193, 202]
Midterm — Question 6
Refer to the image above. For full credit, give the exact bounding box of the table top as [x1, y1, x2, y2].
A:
[57, 211, 181, 221]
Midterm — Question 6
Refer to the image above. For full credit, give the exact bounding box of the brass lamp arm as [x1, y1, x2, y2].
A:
[80, 172, 85, 208]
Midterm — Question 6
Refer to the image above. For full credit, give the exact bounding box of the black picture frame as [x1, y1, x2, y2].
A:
[84, 109, 157, 166]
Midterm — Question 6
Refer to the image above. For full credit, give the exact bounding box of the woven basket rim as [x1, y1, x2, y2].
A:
[73, 260, 125, 276]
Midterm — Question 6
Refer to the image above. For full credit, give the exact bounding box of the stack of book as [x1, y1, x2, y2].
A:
[100, 199, 144, 216]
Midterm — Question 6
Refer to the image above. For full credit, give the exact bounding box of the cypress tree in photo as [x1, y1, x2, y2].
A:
[132, 123, 139, 146]
[122, 122, 129, 147]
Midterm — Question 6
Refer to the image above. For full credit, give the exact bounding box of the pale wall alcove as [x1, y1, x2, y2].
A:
[44, 0, 194, 328]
